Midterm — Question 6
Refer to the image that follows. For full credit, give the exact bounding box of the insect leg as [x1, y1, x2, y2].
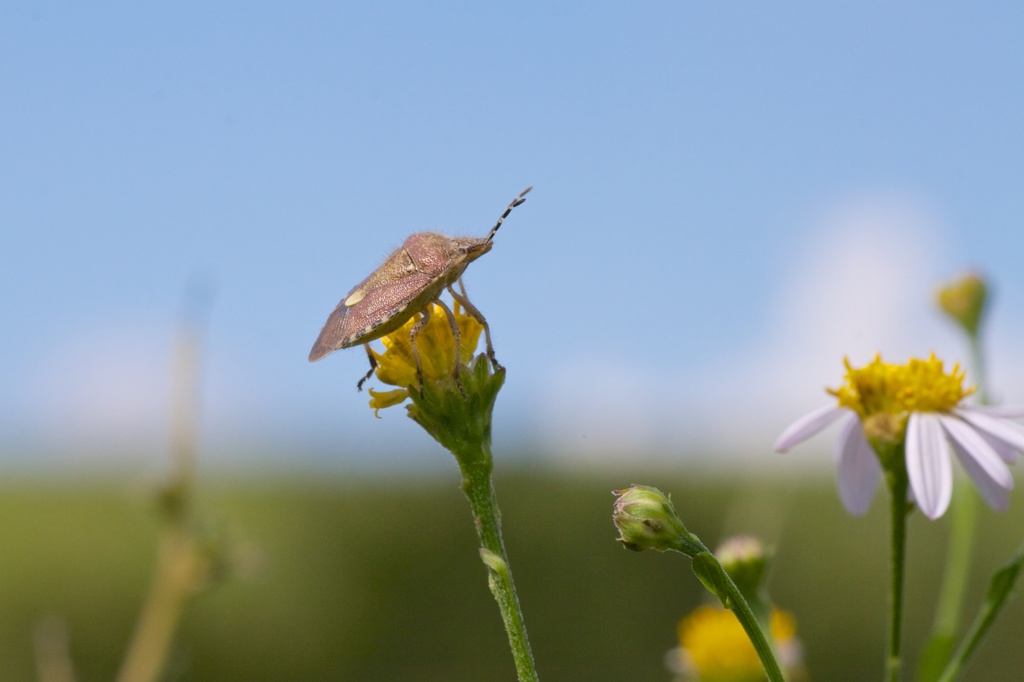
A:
[356, 344, 377, 391]
[448, 281, 501, 372]
[408, 305, 432, 395]
[435, 298, 467, 397]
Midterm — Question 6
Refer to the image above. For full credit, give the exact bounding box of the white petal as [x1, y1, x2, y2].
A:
[775, 405, 847, 453]
[834, 416, 882, 515]
[963, 404, 1024, 419]
[906, 412, 953, 520]
[938, 414, 1014, 490]
[955, 407, 1024, 457]
[949, 440, 1011, 512]
[979, 431, 1019, 464]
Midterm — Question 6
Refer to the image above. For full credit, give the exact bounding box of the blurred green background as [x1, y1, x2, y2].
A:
[0, 467, 1020, 681]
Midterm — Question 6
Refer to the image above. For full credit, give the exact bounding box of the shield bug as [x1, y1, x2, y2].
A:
[309, 186, 532, 392]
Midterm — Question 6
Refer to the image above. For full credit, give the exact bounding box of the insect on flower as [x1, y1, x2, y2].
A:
[309, 186, 532, 392]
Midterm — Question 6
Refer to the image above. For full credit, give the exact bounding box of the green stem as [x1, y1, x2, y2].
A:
[921, 331, 989, 680]
[458, 454, 538, 682]
[935, 540, 1024, 682]
[968, 334, 989, 406]
[118, 325, 204, 682]
[886, 471, 909, 682]
[938, 483, 980, 634]
[116, 528, 202, 682]
[688, 542, 785, 682]
[921, 483, 977, 680]
[718, 568, 785, 682]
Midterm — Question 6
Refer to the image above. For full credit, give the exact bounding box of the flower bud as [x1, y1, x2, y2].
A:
[936, 272, 988, 337]
[612, 485, 699, 555]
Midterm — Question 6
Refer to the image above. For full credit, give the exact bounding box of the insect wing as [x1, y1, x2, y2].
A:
[308, 292, 357, 362]
[308, 271, 436, 361]
[346, 272, 437, 342]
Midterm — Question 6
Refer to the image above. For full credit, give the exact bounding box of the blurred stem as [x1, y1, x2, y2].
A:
[968, 333, 989, 405]
[458, 453, 538, 682]
[116, 326, 204, 682]
[936, 539, 1024, 682]
[922, 332, 988, 680]
[886, 470, 909, 682]
[922, 484, 978, 680]
[116, 528, 203, 682]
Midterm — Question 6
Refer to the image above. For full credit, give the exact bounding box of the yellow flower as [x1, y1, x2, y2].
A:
[367, 302, 484, 415]
[776, 354, 1020, 519]
[829, 353, 972, 434]
[675, 606, 799, 682]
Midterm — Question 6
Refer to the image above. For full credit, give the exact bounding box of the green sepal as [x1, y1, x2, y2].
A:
[404, 355, 505, 466]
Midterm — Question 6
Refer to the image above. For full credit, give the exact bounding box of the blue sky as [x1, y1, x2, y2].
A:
[4, 4, 1024, 472]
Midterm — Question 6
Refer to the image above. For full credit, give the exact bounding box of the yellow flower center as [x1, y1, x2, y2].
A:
[367, 301, 484, 415]
[826, 354, 972, 451]
[829, 353, 972, 418]
[678, 606, 797, 681]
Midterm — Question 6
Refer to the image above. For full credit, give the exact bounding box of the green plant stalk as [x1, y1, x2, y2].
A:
[404, 359, 536, 680]
[921, 332, 989, 680]
[458, 455, 539, 682]
[724, 577, 785, 682]
[688, 543, 786, 682]
[116, 528, 201, 682]
[968, 333, 989, 406]
[921, 484, 977, 680]
[885, 470, 909, 682]
[117, 327, 203, 682]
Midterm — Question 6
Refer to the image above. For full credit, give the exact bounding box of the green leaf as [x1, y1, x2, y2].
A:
[985, 550, 1023, 605]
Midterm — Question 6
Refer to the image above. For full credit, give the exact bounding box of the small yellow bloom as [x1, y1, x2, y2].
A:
[936, 272, 988, 336]
[829, 353, 972, 426]
[367, 302, 484, 415]
[676, 606, 799, 682]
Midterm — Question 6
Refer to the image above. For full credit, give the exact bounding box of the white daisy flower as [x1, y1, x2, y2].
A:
[775, 354, 1021, 519]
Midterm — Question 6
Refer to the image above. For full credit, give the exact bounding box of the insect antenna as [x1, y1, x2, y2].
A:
[485, 186, 533, 243]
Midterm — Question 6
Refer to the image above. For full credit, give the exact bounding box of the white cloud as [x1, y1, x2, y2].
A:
[682, 191, 961, 455]
[19, 323, 174, 463]
[536, 190, 976, 466]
